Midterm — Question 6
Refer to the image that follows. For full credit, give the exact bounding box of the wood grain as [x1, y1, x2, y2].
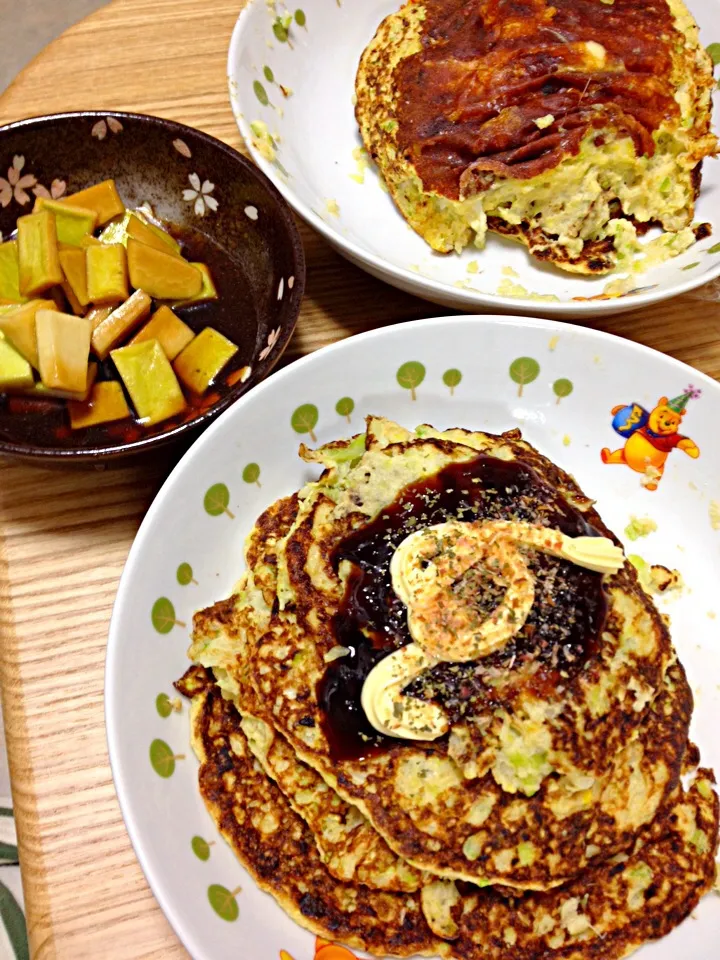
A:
[0, 0, 719, 956]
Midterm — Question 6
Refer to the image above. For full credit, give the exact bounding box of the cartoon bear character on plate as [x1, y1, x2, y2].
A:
[601, 386, 700, 491]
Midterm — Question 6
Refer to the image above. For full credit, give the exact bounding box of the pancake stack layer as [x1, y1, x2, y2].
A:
[178, 417, 718, 959]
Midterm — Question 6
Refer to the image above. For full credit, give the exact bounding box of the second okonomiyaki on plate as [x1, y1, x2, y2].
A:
[355, 0, 717, 273]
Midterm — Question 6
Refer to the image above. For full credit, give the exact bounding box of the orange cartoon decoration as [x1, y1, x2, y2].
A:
[313, 938, 357, 960]
[601, 385, 701, 490]
[279, 938, 358, 960]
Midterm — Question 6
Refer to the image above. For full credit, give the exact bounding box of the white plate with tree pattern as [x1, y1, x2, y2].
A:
[107, 315, 720, 960]
[227, 0, 720, 317]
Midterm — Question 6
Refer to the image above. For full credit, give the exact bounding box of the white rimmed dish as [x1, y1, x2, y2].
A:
[107, 314, 720, 960]
[227, 0, 720, 317]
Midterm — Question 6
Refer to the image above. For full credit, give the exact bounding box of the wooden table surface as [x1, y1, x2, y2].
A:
[0, 1, 719, 956]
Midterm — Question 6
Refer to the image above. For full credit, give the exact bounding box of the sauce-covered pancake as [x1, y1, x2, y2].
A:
[323, 453, 607, 760]
[355, 0, 717, 272]
[181, 415, 718, 957]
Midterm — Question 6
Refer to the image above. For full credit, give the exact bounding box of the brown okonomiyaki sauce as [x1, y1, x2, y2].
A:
[319, 455, 608, 761]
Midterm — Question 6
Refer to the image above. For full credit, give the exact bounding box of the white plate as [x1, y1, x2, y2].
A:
[227, 0, 720, 317]
[107, 315, 720, 960]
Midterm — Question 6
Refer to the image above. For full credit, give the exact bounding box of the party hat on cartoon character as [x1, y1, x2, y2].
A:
[609, 384, 700, 438]
[666, 384, 702, 414]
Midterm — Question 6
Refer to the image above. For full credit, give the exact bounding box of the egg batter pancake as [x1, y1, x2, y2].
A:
[177, 666, 441, 957]
[240, 679, 428, 892]
[177, 665, 718, 960]
[355, 0, 717, 272]
[191, 418, 689, 891]
[439, 767, 719, 958]
[189, 495, 427, 894]
[247, 421, 683, 884]
[251, 615, 691, 889]
[181, 415, 718, 956]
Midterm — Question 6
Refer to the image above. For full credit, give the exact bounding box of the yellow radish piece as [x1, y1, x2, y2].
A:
[69, 380, 131, 429]
[35, 309, 91, 393]
[17, 210, 63, 296]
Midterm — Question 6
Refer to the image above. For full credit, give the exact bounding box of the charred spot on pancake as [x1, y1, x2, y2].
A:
[194, 595, 239, 633]
[587, 257, 612, 272]
[691, 161, 703, 199]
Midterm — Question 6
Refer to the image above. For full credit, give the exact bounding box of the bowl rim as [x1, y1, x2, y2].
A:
[0, 110, 306, 462]
[226, 3, 720, 319]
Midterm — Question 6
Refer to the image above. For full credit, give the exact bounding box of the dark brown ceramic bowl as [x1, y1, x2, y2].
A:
[0, 111, 305, 463]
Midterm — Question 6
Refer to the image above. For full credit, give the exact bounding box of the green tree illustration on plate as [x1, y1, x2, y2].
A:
[156, 693, 173, 718]
[151, 598, 186, 634]
[176, 562, 197, 586]
[509, 357, 540, 397]
[273, 15, 292, 44]
[204, 483, 235, 518]
[263, 65, 274, 83]
[291, 403, 319, 442]
[192, 836, 214, 861]
[149, 739, 184, 778]
[707, 43, 720, 66]
[242, 463, 262, 487]
[708, 241, 720, 255]
[552, 378, 574, 404]
[397, 361, 426, 401]
[335, 397, 355, 422]
[295, 8, 307, 26]
[208, 884, 241, 922]
[253, 80, 269, 106]
[442, 368, 462, 396]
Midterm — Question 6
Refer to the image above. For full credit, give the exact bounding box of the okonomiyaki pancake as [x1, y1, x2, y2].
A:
[189, 497, 427, 893]
[251, 620, 691, 889]
[190, 445, 690, 890]
[178, 667, 441, 958]
[236, 418, 684, 888]
[439, 772, 719, 958]
[187, 494, 300, 701]
[177, 666, 718, 960]
[239, 683, 427, 892]
[355, 0, 717, 272]
[182, 412, 718, 955]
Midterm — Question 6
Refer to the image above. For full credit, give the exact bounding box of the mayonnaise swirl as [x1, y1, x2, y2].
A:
[361, 520, 624, 740]
[360, 644, 447, 741]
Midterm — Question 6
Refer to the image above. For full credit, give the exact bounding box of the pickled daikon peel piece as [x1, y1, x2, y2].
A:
[111, 339, 186, 426]
[129, 305, 194, 361]
[173, 327, 238, 394]
[35, 309, 91, 393]
[17, 210, 63, 296]
[69, 380, 131, 429]
[126, 238, 201, 300]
